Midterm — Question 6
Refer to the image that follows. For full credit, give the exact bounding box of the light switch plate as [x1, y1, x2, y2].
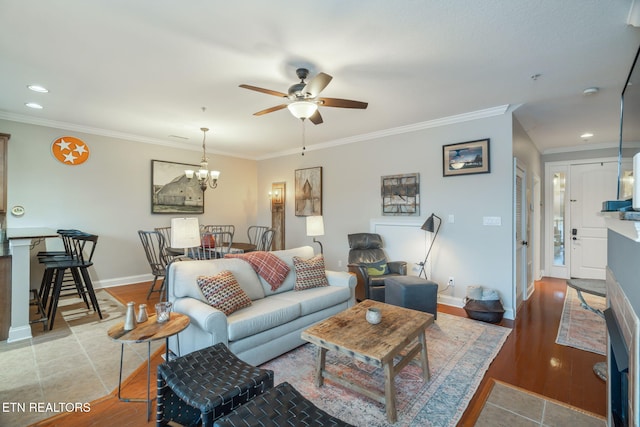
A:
[483, 216, 501, 226]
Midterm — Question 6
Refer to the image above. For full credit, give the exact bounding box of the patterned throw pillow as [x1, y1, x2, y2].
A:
[292, 255, 329, 291]
[197, 271, 252, 315]
[365, 259, 389, 276]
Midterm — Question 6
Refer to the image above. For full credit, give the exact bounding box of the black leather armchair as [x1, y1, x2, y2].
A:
[347, 233, 407, 302]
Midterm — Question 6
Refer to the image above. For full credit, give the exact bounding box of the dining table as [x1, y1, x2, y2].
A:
[6, 227, 59, 342]
[166, 242, 257, 258]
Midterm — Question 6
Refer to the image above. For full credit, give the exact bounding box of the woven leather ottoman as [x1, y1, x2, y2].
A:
[213, 381, 354, 427]
[156, 343, 274, 427]
[385, 275, 438, 319]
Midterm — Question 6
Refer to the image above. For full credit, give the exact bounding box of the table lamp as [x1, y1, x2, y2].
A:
[306, 216, 324, 254]
[170, 218, 201, 254]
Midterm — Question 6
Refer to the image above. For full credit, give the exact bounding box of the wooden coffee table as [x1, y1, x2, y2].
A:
[301, 299, 434, 423]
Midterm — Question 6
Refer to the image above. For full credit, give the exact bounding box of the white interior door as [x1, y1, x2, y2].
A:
[514, 161, 527, 310]
[569, 162, 617, 279]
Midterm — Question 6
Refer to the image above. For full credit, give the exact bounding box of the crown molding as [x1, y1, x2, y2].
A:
[257, 105, 511, 160]
[1, 105, 510, 162]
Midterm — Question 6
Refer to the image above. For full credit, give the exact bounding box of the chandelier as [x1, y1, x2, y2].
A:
[185, 127, 220, 191]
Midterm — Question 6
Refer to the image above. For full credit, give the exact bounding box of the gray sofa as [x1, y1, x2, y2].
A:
[167, 246, 356, 366]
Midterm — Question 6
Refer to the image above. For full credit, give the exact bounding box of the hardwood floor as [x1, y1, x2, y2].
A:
[31, 277, 606, 426]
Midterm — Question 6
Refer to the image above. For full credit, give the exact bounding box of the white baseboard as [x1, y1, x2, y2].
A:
[94, 274, 153, 289]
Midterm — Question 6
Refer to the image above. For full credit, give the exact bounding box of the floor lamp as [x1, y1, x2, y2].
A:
[418, 213, 441, 279]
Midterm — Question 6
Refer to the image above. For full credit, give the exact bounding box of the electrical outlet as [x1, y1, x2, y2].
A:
[338, 260, 343, 268]
[448, 277, 455, 287]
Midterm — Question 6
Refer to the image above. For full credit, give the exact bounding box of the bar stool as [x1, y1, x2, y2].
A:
[41, 232, 102, 329]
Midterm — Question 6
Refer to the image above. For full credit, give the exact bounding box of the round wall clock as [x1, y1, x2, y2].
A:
[51, 136, 90, 165]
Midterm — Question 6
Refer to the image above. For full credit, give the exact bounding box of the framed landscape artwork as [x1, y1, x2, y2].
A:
[381, 173, 420, 216]
[442, 138, 490, 177]
[151, 160, 204, 214]
[295, 167, 322, 216]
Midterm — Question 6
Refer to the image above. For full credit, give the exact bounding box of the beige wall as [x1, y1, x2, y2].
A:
[1, 119, 257, 287]
[257, 112, 518, 317]
[3, 109, 525, 319]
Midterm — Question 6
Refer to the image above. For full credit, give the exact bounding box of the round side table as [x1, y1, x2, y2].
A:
[108, 312, 189, 421]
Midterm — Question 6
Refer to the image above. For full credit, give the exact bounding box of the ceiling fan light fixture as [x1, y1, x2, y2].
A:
[287, 101, 318, 119]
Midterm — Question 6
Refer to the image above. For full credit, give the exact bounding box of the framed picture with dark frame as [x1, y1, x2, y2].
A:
[151, 160, 204, 214]
[294, 166, 322, 216]
[442, 138, 490, 177]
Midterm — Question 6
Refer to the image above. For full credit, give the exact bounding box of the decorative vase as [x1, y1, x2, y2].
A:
[366, 307, 382, 324]
[137, 303, 148, 323]
[124, 302, 137, 330]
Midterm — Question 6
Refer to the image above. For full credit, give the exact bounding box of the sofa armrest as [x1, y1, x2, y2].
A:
[325, 270, 356, 289]
[387, 261, 407, 275]
[173, 297, 229, 343]
[325, 270, 357, 306]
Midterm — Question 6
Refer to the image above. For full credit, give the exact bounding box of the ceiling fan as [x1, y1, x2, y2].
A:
[239, 68, 368, 125]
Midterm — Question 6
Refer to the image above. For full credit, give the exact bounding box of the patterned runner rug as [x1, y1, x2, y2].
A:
[261, 312, 511, 427]
[555, 288, 606, 355]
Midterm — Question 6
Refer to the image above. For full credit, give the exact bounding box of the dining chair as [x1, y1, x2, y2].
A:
[201, 225, 235, 240]
[255, 228, 275, 252]
[154, 226, 182, 263]
[138, 230, 170, 300]
[247, 226, 269, 247]
[187, 231, 234, 260]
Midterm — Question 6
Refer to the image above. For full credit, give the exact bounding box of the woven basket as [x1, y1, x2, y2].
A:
[463, 298, 505, 323]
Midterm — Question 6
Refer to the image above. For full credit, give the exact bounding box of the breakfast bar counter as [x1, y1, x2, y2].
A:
[6, 227, 59, 342]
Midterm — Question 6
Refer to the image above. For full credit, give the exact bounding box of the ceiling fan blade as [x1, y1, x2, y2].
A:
[239, 84, 287, 98]
[319, 97, 368, 109]
[303, 72, 332, 97]
[253, 104, 288, 116]
[309, 110, 323, 125]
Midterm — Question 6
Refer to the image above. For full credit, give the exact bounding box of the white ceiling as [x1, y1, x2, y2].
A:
[1, 0, 640, 160]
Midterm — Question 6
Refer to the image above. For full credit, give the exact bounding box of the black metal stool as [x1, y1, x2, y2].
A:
[156, 343, 274, 427]
[213, 381, 355, 427]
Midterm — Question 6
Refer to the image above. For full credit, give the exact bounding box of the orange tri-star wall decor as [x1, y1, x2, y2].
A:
[51, 136, 90, 165]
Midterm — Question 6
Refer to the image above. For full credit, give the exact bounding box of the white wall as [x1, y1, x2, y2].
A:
[257, 112, 516, 318]
[1, 119, 258, 288]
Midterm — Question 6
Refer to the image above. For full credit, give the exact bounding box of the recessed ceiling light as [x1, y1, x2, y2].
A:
[580, 132, 594, 139]
[25, 102, 43, 109]
[583, 87, 599, 96]
[27, 84, 48, 93]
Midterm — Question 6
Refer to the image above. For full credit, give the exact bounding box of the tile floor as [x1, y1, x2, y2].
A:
[0, 292, 163, 427]
[475, 380, 606, 427]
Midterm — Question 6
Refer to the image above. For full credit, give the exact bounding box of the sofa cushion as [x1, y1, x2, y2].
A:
[170, 258, 265, 302]
[293, 255, 329, 290]
[197, 271, 252, 316]
[226, 297, 300, 341]
[225, 252, 290, 291]
[272, 286, 351, 317]
[260, 246, 316, 296]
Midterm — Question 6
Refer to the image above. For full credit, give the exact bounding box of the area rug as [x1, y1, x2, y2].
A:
[260, 312, 511, 427]
[0, 290, 163, 427]
[555, 288, 606, 355]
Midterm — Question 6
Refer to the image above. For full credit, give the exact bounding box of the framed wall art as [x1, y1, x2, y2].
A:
[443, 138, 490, 177]
[151, 160, 204, 214]
[295, 166, 322, 216]
[381, 173, 420, 216]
